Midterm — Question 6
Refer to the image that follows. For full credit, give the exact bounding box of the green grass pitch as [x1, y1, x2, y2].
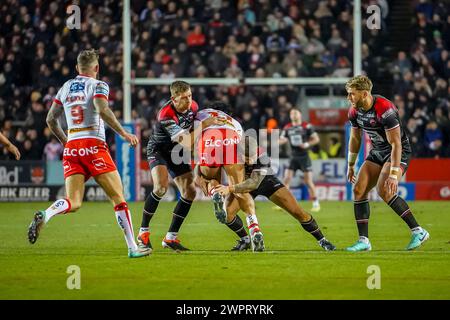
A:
[0, 200, 449, 300]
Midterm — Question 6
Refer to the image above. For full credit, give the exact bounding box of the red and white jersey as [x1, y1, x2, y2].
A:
[194, 109, 243, 136]
[53, 74, 109, 142]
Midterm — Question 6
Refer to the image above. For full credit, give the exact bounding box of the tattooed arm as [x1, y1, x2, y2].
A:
[46, 102, 68, 145]
[215, 169, 268, 195]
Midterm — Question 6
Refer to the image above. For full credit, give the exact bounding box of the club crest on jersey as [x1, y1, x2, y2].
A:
[69, 82, 85, 93]
[92, 158, 107, 170]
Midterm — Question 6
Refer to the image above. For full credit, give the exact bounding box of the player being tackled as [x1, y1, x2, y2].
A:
[137, 81, 225, 252]
[196, 135, 336, 252]
[194, 102, 265, 252]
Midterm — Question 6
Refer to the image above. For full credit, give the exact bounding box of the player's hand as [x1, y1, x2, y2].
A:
[385, 176, 398, 195]
[215, 185, 231, 196]
[123, 132, 139, 147]
[347, 165, 356, 184]
[6, 143, 21, 160]
[299, 142, 310, 149]
[202, 116, 227, 128]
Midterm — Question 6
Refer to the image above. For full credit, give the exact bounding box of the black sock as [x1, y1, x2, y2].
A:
[141, 191, 162, 228]
[300, 217, 324, 241]
[226, 215, 248, 239]
[168, 197, 193, 233]
[388, 195, 419, 229]
[354, 199, 370, 238]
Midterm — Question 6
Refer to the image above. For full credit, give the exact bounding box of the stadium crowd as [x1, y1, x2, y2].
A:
[0, 0, 449, 161]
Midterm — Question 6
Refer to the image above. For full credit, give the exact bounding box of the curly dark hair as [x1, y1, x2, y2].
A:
[205, 100, 233, 115]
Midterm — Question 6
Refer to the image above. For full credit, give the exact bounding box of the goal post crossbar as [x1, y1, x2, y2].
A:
[122, 0, 361, 117]
[129, 77, 351, 86]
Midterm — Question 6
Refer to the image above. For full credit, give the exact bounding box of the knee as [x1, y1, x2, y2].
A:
[226, 212, 236, 224]
[295, 207, 311, 223]
[153, 184, 168, 198]
[181, 185, 196, 201]
[353, 183, 367, 200]
[376, 185, 392, 202]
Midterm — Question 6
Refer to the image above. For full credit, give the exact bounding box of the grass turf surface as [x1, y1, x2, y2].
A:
[0, 200, 449, 300]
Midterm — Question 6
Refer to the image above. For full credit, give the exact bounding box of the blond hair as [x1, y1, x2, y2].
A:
[170, 80, 191, 97]
[345, 75, 373, 92]
[77, 49, 99, 70]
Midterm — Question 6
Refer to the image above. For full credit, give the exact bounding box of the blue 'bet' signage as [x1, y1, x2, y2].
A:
[115, 123, 140, 201]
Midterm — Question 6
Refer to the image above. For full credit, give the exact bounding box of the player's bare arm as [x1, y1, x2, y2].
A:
[46, 102, 68, 146]
[385, 126, 402, 194]
[301, 132, 320, 149]
[347, 127, 362, 183]
[216, 169, 267, 195]
[193, 165, 211, 196]
[177, 116, 227, 150]
[279, 136, 288, 145]
[94, 97, 138, 146]
[0, 132, 21, 160]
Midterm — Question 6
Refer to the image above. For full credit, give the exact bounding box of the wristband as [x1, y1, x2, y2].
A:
[348, 152, 357, 167]
[389, 174, 398, 180]
[303, 142, 310, 148]
[390, 166, 401, 176]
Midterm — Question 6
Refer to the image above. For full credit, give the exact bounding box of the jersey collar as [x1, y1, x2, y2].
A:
[362, 95, 377, 113]
[77, 73, 95, 79]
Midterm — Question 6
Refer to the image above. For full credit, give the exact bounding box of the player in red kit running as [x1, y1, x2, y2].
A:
[27, 49, 150, 258]
[345, 75, 429, 251]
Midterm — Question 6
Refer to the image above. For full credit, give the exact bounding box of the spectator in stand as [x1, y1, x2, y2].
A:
[423, 120, 444, 158]
[21, 139, 41, 160]
[327, 136, 342, 158]
[406, 118, 423, 157]
[392, 51, 412, 77]
[309, 144, 329, 160]
[43, 137, 63, 161]
[3, 0, 449, 161]
[415, 0, 434, 21]
[186, 24, 206, 53]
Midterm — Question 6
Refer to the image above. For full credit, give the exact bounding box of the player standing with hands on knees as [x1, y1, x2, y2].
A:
[27, 49, 150, 258]
[345, 75, 429, 251]
[0, 132, 21, 160]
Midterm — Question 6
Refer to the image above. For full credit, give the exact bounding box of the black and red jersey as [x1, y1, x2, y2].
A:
[348, 95, 411, 152]
[147, 99, 199, 152]
[281, 121, 315, 157]
[244, 147, 274, 179]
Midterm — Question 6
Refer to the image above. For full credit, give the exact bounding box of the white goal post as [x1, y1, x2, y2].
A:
[122, 0, 362, 122]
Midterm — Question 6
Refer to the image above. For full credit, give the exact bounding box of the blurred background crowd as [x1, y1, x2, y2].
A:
[0, 0, 449, 161]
